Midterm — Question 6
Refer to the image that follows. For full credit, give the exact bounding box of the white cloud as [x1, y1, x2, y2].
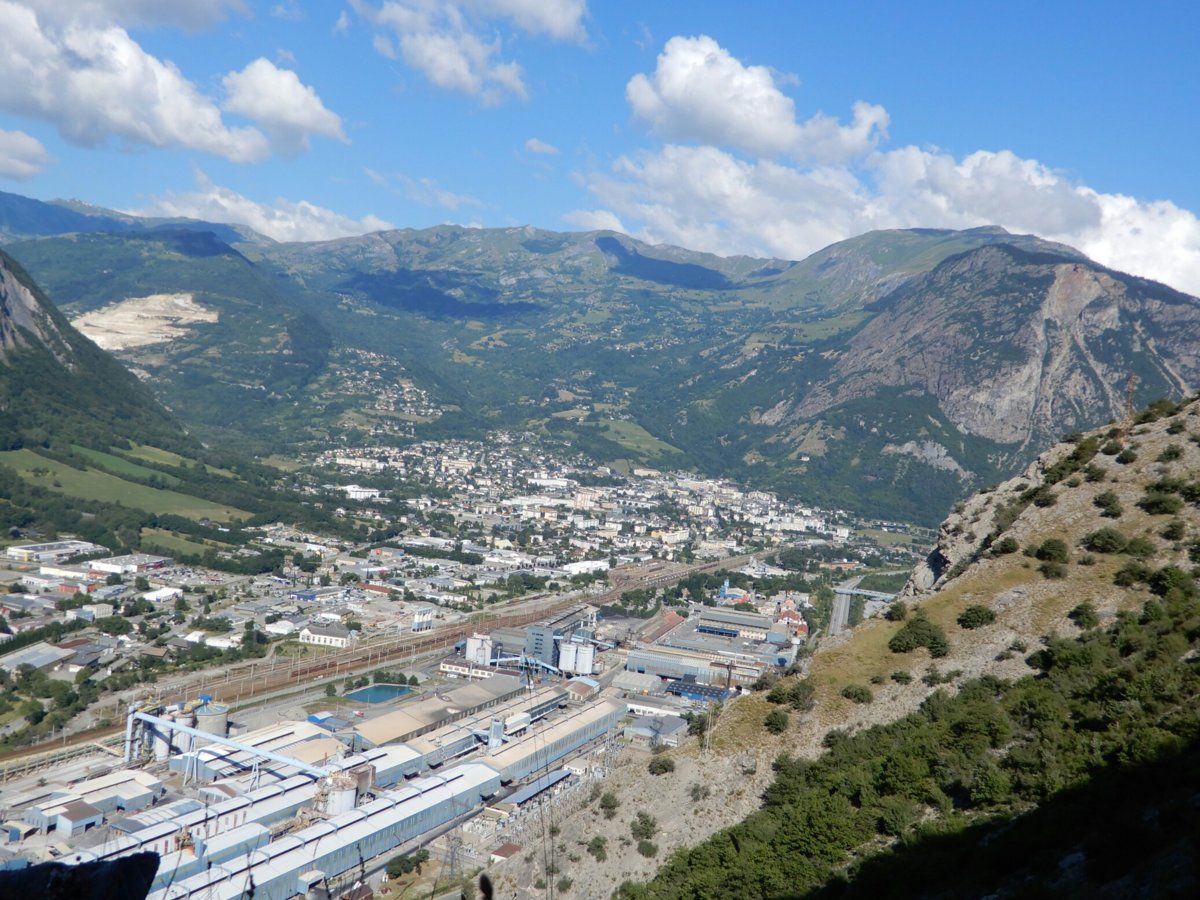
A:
[398, 174, 481, 210]
[0, 128, 48, 178]
[334, 9, 351, 33]
[586, 36, 1200, 295]
[138, 172, 393, 243]
[524, 137, 558, 155]
[270, 1, 303, 21]
[0, 1, 269, 161]
[626, 35, 887, 162]
[222, 58, 346, 155]
[564, 208, 625, 233]
[352, 0, 587, 101]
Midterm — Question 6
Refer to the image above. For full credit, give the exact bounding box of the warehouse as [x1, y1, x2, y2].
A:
[481, 699, 626, 783]
[144, 763, 502, 900]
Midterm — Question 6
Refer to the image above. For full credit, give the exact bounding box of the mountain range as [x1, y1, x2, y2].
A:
[2, 189, 1198, 525]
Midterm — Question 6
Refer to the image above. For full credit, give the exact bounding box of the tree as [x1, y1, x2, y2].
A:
[599, 791, 620, 819]
[957, 605, 996, 629]
[884, 601, 908, 621]
[992, 536, 1020, 555]
[888, 611, 949, 657]
[764, 708, 789, 734]
[1083, 527, 1127, 553]
[648, 755, 675, 775]
[1068, 602, 1099, 629]
[587, 836, 608, 861]
[385, 849, 429, 878]
[324, 683, 337, 698]
[95, 615, 133, 636]
[1035, 539, 1070, 563]
[1094, 490, 1123, 518]
[631, 811, 658, 841]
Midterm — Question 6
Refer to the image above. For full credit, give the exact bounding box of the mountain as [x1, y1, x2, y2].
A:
[4, 194, 1198, 524]
[620, 396, 1200, 899]
[0, 249, 181, 449]
[0, 189, 269, 246]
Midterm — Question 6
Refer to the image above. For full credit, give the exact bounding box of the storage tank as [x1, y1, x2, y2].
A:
[152, 722, 170, 761]
[574, 643, 596, 675]
[557, 641, 578, 674]
[465, 633, 493, 665]
[194, 702, 229, 737]
[322, 775, 357, 815]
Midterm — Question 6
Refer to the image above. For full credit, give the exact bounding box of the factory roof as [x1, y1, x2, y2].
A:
[0, 641, 75, 672]
[496, 768, 570, 808]
[482, 700, 625, 772]
[353, 675, 523, 747]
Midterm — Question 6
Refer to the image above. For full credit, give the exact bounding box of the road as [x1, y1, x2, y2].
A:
[827, 575, 863, 636]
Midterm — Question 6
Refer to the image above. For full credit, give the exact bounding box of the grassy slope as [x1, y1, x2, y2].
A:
[0, 449, 249, 521]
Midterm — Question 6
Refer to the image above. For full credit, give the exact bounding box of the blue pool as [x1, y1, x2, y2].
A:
[344, 683, 411, 704]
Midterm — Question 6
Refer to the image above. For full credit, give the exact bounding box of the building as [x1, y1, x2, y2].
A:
[5, 540, 108, 563]
[624, 714, 688, 749]
[694, 606, 773, 640]
[298, 623, 356, 649]
[90, 554, 171, 575]
[523, 605, 596, 668]
[0, 641, 75, 673]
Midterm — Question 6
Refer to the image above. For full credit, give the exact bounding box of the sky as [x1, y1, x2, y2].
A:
[1, 1, 1199, 293]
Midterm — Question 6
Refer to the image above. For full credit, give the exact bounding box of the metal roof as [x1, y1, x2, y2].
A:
[499, 768, 570, 806]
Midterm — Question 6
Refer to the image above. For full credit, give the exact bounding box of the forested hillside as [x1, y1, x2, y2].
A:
[621, 397, 1200, 898]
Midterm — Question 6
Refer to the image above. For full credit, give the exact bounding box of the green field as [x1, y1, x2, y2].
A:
[124, 443, 237, 479]
[592, 419, 682, 458]
[0, 449, 249, 522]
[72, 445, 181, 485]
[140, 527, 233, 556]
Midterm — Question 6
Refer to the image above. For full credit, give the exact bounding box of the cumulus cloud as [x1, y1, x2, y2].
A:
[0, 3, 342, 163]
[626, 35, 887, 162]
[0, 129, 48, 178]
[524, 137, 558, 155]
[564, 208, 625, 233]
[579, 36, 1200, 295]
[352, 0, 587, 101]
[222, 58, 346, 155]
[140, 171, 393, 242]
[0, 1, 268, 161]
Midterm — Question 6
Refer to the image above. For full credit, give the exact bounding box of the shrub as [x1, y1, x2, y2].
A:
[1101, 440, 1123, 455]
[587, 836, 608, 861]
[957, 605, 996, 629]
[883, 601, 908, 621]
[1039, 561, 1068, 579]
[631, 811, 658, 841]
[1084, 464, 1107, 482]
[888, 612, 950, 658]
[1157, 444, 1183, 462]
[599, 791, 620, 819]
[1094, 491, 1123, 518]
[1082, 527, 1127, 553]
[1125, 536, 1157, 559]
[764, 708, 789, 734]
[841, 684, 872, 704]
[1116, 448, 1138, 465]
[1068, 602, 1100, 629]
[1031, 486, 1058, 507]
[1147, 566, 1196, 598]
[1139, 492, 1183, 515]
[1035, 539, 1070, 563]
[689, 783, 711, 802]
[648, 756, 675, 776]
[636, 840, 658, 858]
[992, 536, 1020, 555]
[890, 670, 913, 684]
[1162, 520, 1186, 541]
[558, 877, 573, 893]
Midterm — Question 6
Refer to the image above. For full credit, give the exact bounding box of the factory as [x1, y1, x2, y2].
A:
[0, 670, 630, 896]
[481, 605, 601, 673]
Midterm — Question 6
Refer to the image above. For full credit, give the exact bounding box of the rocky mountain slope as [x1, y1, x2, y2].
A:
[0, 249, 182, 449]
[5, 187, 1199, 523]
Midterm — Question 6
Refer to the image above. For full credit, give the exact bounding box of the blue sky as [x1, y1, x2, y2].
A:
[0, 1, 1198, 292]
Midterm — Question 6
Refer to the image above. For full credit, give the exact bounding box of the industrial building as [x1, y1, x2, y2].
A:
[350, 675, 524, 748]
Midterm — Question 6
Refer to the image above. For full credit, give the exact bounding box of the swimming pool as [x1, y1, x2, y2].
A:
[344, 683, 412, 704]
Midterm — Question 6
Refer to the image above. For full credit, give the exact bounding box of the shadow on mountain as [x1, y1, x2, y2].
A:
[596, 236, 732, 290]
[805, 738, 1200, 900]
[344, 270, 539, 319]
[0, 851, 158, 900]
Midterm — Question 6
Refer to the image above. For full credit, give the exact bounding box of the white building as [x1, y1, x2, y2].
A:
[299, 623, 357, 649]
